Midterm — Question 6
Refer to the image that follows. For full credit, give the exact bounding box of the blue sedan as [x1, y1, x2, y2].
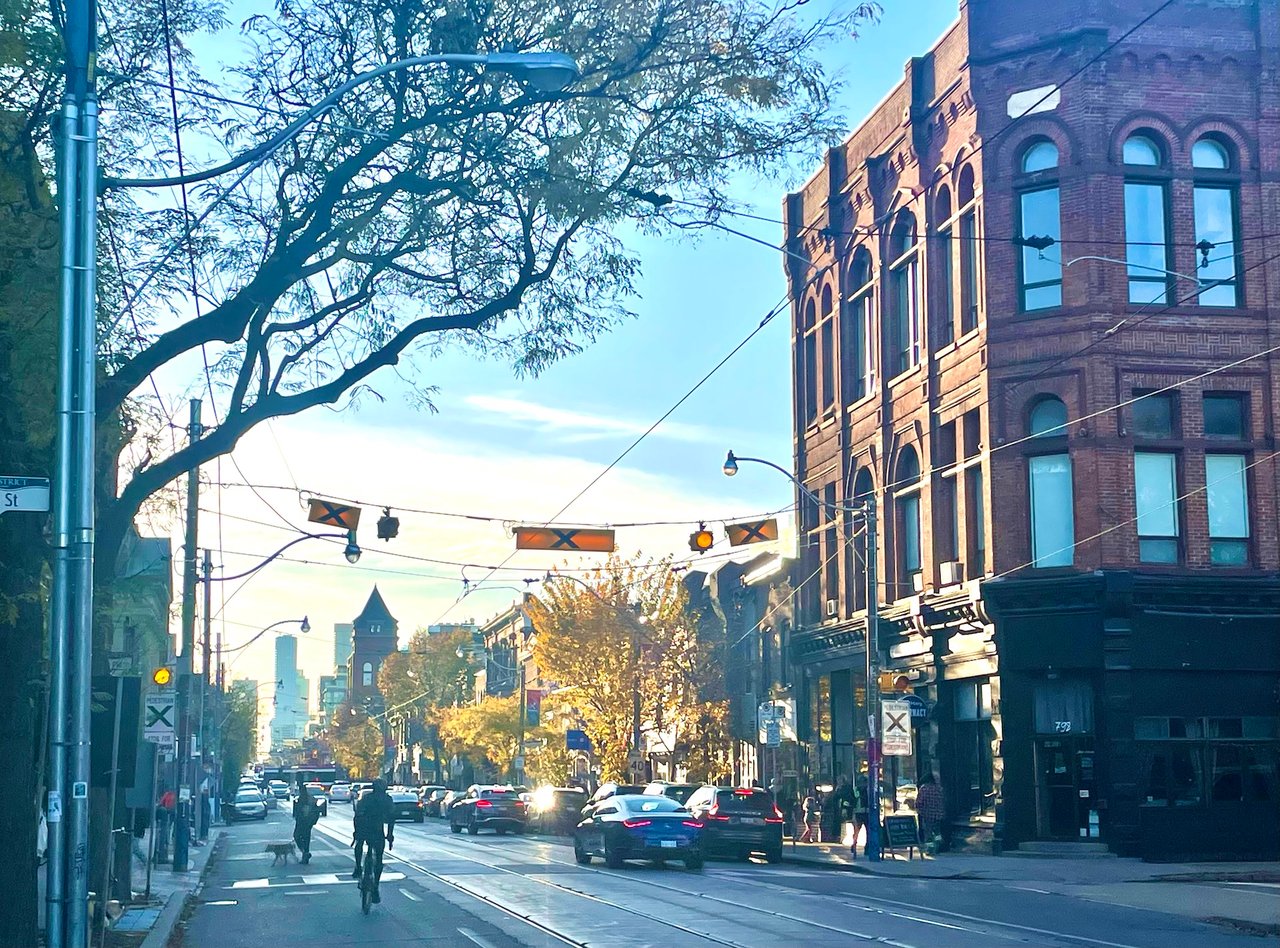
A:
[574, 794, 703, 870]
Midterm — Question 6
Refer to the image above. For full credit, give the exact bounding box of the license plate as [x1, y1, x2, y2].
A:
[661, 840, 677, 848]
[739, 817, 764, 824]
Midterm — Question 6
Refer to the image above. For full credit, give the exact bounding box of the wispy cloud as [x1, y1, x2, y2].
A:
[460, 394, 710, 444]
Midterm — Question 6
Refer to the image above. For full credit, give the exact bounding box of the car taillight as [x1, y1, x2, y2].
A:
[417, 801, 424, 807]
[621, 819, 652, 828]
[765, 805, 784, 823]
[514, 800, 525, 808]
[475, 800, 492, 808]
[681, 820, 703, 828]
[705, 806, 729, 821]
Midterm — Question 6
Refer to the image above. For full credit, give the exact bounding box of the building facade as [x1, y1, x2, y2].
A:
[785, 0, 1279, 859]
[347, 586, 399, 710]
[271, 634, 308, 747]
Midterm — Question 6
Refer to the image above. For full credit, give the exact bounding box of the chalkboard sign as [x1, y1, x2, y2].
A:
[883, 814, 920, 859]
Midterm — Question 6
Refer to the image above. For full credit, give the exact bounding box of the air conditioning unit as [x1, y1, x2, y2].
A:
[825, 598, 839, 618]
[940, 560, 965, 586]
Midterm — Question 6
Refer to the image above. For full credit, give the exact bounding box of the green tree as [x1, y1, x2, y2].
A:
[328, 701, 386, 779]
[220, 686, 260, 792]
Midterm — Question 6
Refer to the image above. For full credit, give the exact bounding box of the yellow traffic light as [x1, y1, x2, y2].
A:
[152, 666, 173, 686]
[878, 671, 911, 692]
[688, 523, 714, 554]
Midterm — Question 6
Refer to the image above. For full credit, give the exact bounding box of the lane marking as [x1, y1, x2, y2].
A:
[229, 871, 405, 890]
[457, 928, 499, 948]
[401, 889, 421, 902]
[202, 900, 237, 906]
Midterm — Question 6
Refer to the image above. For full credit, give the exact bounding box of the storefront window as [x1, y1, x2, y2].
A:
[1137, 716, 1278, 808]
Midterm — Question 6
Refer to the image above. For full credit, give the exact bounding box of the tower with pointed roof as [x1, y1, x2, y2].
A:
[347, 586, 399, 708]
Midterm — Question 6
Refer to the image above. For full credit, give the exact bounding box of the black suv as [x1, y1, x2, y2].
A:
[684, 786, 784, 862]
[448, 785, 527, 835]
[643, 781, 702, 805]
[581, 782, 645, 816]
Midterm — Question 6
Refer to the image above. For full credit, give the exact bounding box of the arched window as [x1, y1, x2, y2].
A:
[1122, 133, 1172, 304]
[1122, 134, 1162, 167]
[845, 250, 874, 400]
[1017, 140, 1062, 309]
[802, 298, 818, 424]
[935, 186, 955, 345]
[1030, 396, 1068, 437]
[1027, 399, 1074, 567]
[1022, 140, 1058, 173]
[894, 447, 923, 595]
[1192, 137, 1239, 306]
[820, 285, 835, 411]
[1192, 138, 1230, 170]
[887, 212, 921, 375]
[361, 662, 373, 687]
[850, 467, 875, 611]
[957, 165, 981, 333]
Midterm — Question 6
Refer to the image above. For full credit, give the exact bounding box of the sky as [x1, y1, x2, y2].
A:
[142, 0, 962, 722]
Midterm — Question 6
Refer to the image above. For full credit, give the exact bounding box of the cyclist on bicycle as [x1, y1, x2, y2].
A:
[352, 778, 395, 901]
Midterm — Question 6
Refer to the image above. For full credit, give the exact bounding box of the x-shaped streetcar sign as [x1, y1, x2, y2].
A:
[885, 712, 908, 733]
[146, 704, 173, 728]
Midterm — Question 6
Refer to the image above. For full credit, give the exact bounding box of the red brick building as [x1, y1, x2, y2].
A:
[784, 0, 1279, 859]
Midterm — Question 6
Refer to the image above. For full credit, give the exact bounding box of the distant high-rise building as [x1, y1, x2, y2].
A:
[272, 634, 308, 747]
[334, 622, 354, 668]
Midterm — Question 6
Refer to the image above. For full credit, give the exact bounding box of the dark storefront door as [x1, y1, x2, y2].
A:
[1034, 737, 1095, 840]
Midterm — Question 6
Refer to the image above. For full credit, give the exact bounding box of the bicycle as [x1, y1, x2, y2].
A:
[358, 850, 376, 915]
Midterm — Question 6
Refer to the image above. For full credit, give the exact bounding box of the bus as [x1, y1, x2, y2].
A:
[259, 764, 345, 790]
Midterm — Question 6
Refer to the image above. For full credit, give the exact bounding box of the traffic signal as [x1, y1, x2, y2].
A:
[151, 666, 173, 686]
[878, 672, 911, 692]
[688, 522, 714, 554]
[377, 507, 400, 541]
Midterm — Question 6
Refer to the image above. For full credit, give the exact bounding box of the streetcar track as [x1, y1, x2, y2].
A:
[315, 821, 913, 947]
[398, 819, 1150, 948]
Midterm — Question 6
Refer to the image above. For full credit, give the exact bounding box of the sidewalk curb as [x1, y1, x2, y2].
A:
[138, 833, 225, 948]
[780, 852, 977, 880]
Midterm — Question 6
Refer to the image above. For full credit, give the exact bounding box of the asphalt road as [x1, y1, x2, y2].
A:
[182, 807, 1273, 947]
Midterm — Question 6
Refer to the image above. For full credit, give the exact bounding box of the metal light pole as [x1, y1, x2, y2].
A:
[173, 399, 202, 872]
[722, 450, 883, 860]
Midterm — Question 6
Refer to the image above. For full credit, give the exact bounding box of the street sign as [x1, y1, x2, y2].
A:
[566, 729, 592, 751]
[512, 755, 525, 771]
[0, 475, 50, 515]
[108, 656, 133, 676]
[307, 498, 361, 530]
[514, 526, 616, 552]
[882, 699, 913, 757]
[143, 690, 175, 745]
[757, 699, 796, 744]
[726, 518, 779, 547]
[903, 693, 929, 725]
[765, 720, 781, 747]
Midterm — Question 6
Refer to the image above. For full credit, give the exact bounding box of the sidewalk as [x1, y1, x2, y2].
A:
[105, 830, 223, 948]
[781, 841, 1280, 934]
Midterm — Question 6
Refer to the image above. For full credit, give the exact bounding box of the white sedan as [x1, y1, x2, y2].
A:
[329, 781, 353, 804]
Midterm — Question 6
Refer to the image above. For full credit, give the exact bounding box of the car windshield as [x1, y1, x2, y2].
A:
[234, 791, 260, 803]
[480, 788, 517, 798]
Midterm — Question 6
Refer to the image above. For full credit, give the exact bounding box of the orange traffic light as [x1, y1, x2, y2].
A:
[688, 523, 714, 554]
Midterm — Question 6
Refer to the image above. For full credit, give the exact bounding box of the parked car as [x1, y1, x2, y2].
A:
[529, 786, 588, 834]
[440, 789, 462, 813]
[684, 786, 784, 862]
[423, 789, 450, 818]
[582, 782, 645, 816]
[643, 781, 703, 805]
[225, 788, 268, 822]
[449, 785, 527, 835]
[302, 783, 329, 817]
[389, 786, 426, 822]
[417, 785, 446, 805]
[329, 781, 353, 804]
[574, 794, 703, 870]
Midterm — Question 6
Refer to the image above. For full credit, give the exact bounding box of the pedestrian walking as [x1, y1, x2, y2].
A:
[915, 774, 946, 846]
[155, 788, 176, 862]
[293, 779, 320, 864]
[797, 791, 820, 843]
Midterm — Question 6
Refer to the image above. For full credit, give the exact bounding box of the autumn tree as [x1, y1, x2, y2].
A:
[530, 556, 698, 780]
[328, 700, 386, 779]
[220, 685, 260, 792]
[435, 694, 534, 780]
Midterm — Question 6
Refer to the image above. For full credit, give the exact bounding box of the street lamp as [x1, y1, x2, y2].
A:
[722, 451, 884, 862]
[344, 533, 362, 564]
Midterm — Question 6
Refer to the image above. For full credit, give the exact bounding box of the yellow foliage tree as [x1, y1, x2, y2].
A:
[529, 556, 700, 781]
[435, 694, 534, 781]
[328, 701, 385, 779]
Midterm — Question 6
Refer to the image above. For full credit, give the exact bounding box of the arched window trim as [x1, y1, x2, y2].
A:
[361, 661, 373, 687]
[1016, 137, 1062, 311]
[819, 284, 836, 413]
[1191, 135, 1241, 307]
[1192, 136, 1232, 171]
[844, 249, 875, 401]
[1029, 395, 1070, 439]
[887, 212, 922, 376]
[954, 164, 982, 335]
[1020, 139, 1059, 174]
[1122, 132, 1165, 168]
[892, 446, 924, 596]
[801, 296, 819, 426]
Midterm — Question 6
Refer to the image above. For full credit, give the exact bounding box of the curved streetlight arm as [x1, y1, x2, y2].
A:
[102, 51, 580, 191]
[1058, 253, 1202, 286]
[206, 532, 351, 583]
[219, 620, 309, 656]
[724, 451, 869, 516]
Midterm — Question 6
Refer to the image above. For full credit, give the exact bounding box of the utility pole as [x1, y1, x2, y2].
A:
[631, 620, 642, 783]
[516, 664, 526, 785]
[199, 549, 213, 839]
[214, 605, 224, 824]
[173, 400, 202, 871]
[863, 498, 882, 862]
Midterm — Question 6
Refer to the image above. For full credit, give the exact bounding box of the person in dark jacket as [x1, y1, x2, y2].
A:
[293, 780, 320, 864]
[352, 778, 396, 901]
